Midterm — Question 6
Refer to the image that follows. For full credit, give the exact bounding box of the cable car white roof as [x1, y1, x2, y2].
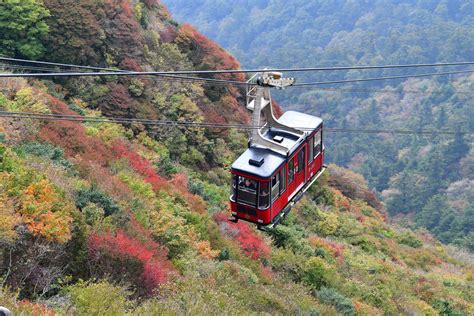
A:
[231, 111, 322, 178]
[278, 111, 323, 136]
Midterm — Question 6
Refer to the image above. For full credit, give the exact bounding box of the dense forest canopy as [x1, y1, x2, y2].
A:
[0, 0, 472, 314]
[164, 0, 474, 250]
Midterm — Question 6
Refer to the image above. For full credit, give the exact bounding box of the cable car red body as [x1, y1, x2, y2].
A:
[229, 111, 325, 229]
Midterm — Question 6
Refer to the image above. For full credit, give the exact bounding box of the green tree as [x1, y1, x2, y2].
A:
[0, 0, 50, 58]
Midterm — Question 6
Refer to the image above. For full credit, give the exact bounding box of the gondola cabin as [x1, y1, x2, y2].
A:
[230, 111, 325, 230]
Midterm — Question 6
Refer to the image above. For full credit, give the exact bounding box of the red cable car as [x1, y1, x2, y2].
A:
[229, 72, 326, 230]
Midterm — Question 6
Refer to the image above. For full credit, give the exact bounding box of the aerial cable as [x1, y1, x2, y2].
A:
[2, 62, 472, 95]
[0, 68, 472, 87]
[0, 64, 474, 95]
[0, 111, 471, 136]
[292, 69, 474, 87]
[298, 87, 474, 95]
[1, 56, 474, 74]
[0, 57, 253, 85]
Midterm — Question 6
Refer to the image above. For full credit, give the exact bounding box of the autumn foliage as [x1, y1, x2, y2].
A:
[112, 140, 168, 190]
[177, 23, 245, 81]
[88, 229, 171, 294]
[214, 212, 271, 260]
[38, 98, 113, 165]
[19, 179, 73, 243]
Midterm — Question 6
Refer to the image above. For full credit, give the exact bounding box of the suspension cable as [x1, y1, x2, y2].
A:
[1, 56, 474, 74]
[0, 111, 471, 136]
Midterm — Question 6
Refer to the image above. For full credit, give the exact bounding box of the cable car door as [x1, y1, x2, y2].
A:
[288, 146, 306, 199]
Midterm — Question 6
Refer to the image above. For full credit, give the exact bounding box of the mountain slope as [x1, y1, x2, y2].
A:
[162, 0, 474, 249]
[0, 1, 473, 314]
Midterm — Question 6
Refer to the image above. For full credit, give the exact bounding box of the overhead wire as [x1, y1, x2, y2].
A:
[0, 57, 254, 86]
[0, 58, 472, 138]
[0, 67, 472, 87]
[297, 87, 474, 95]
[0, 111, 471, 136]
[1, 56, 474, 89]
[2, 62, 473, 95]
[0, 63, 474, 95]
[1, 56, 474, 73]
[0, 63, 253, 86]
[291, 69, 474, 87]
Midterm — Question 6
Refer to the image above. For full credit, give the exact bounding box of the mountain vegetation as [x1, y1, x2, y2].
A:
[0, 0, 473, 314]
[163, 0, 474, 249]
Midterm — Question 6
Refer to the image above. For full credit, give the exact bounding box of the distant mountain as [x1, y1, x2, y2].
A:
[163, 0, 474, 249]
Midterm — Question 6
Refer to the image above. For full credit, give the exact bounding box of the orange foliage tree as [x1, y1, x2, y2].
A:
[19, 179, 73, 243]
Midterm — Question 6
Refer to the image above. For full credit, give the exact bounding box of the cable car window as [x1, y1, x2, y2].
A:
[308, 136, 314, 164]
[271, 174, 280, 202]
[297, 148, 305, 173]
[280, 166, 286, 194]
[258, 181, 270, 209]
[230, 174, 237, 201]
[237, 176, 257, 206]
[314, 130, 322, 158]
[288, 160, 294, 184]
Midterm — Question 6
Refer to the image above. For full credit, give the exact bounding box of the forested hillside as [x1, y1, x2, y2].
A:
[162, 0, 474, 249]
[0, 0, 473, 314]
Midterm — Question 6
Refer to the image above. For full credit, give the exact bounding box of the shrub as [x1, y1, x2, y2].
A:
[156, 155, 178, 178]
[432, 299, 462, 316]
[66, 280, 132, 315]
[39, 116, 113, 166]
[214, 212, 271, 260]
[112, 140, 167, 191]
[19, 179, 73, 243]
[311, 186, 336, 206]
[313, 209, 339, 237]
[308, 236, 345, 263]
[316, 287, 355, 316]
[397, 233, 423, 248]
[302, 257, 335, 290]
[82, 203, 106, 227]
[75, 185, 121, 217]
[16, 142, 73, 170]
[88, 230, 171, 294]
[11, 88, 50, 113]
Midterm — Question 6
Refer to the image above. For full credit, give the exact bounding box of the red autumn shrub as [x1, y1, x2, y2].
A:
[112, 140, 168, 190]
[38, 97, 111, 165]
[214, 212, 271, 260]
[120, 57, 143, 72]
[177, 24, 245, 81]
[88, 229, 170, 294]
[39, 97, 114, 165]
[39, 121, 113, 165]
